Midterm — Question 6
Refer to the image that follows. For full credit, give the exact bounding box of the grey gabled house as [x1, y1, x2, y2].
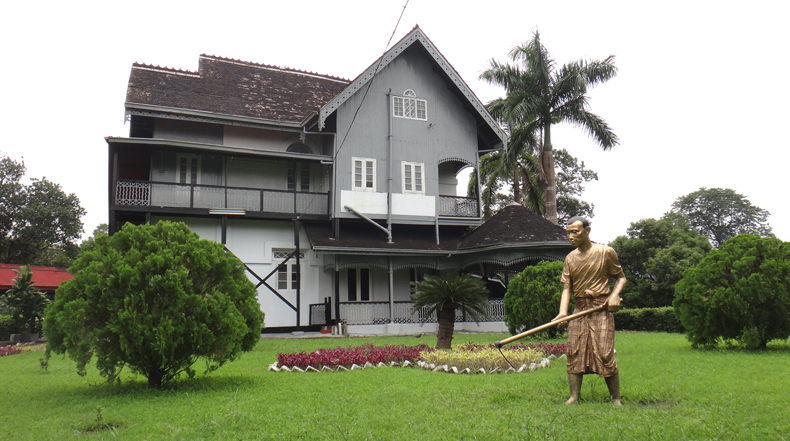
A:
[107, 25, 571, 334]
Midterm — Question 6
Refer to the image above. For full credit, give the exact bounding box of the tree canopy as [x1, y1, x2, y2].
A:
[674, 234, 790, 349]
[671, 187, 773, 248]
[44, 221, 263, 388]
[0, 156, 85, 265]
[480, 30, 617, 224]
[609, 216, 711, 308]
[469, 149, 596, 222]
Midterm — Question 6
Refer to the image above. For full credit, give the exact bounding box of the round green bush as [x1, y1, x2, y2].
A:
[673, 234, 790, 348]
[44, 221, 263, 387]
[503, 260, 567, 337]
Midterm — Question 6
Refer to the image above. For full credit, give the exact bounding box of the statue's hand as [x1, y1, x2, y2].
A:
[552, 312, 569, 329]
[607, 295, 621, 312]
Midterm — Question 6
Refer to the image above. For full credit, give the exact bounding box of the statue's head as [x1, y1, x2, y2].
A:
[566, 216, 591, 249]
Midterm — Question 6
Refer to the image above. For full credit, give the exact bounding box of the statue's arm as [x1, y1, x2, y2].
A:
[553, 282, 572, 322]
[606, 273, 626, 312]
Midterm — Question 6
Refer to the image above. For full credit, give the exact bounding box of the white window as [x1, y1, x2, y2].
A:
[393, 90, 427, 121]
[347, 268, 371, 301]
[176, 154, 200, 184]
[402, 162, 425, 194]
[287, 163, 310, 192]
[274, 250, 305, 291]
[352, 157, 376, 191]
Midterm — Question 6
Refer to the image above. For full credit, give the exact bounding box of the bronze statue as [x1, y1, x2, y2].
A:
[553, 216, 626, 405]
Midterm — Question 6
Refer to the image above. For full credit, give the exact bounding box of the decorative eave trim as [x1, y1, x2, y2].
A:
[105, 136, 333, 163]
[317, 26, 508, 147]
[461, 255, 564, 269]
[125, 103, 312, 132]
[311, 240, 571, 256]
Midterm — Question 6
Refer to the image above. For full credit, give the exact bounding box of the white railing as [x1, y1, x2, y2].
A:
[115, 180, 329, 216]
[438, 196, 479, 217]
[339, 299, 505, 325]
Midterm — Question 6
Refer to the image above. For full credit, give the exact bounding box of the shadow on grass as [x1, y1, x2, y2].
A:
[50, 373, 262, 399]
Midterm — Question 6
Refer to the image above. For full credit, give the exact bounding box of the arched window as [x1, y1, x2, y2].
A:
[393, 89, 427, 120]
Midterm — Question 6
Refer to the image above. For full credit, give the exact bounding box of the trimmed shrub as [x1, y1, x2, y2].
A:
[0, 315, 14, 341]
[614, 307, 684, 333]
[674, 234, 790, 348]
[44, 221, 263, 388]
[504, 261, 567, 337]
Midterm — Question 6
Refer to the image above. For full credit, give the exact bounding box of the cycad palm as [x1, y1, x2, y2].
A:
[1, 265, 49, 340]
[411, 273, 490, 349]
[480, 31, 618, 224]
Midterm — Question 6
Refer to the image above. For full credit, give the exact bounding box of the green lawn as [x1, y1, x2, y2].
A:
[2, 332, 788, 440]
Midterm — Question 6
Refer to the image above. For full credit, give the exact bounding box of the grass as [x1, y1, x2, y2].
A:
[2, 332, 789, 440]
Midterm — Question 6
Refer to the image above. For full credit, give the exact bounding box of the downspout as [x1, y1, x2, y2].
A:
[344, 205, 392, 243]
[388, 257, 394, 325]
[386, 90, 393, 242]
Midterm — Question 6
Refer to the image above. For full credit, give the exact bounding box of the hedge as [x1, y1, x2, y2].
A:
[614, 307, 684, 333]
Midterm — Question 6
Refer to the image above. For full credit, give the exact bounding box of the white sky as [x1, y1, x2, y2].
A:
[1, 0, 788, 244]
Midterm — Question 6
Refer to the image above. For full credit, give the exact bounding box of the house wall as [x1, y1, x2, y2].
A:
[154, 119, 223, 144]
[149, 215, 330, 329]
[334, 48, 479, 221]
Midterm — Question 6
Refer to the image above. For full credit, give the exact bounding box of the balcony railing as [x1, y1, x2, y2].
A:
[336, 299, 505, 326]
[438, 196, 479, 217]
[115, 180, 329, 216]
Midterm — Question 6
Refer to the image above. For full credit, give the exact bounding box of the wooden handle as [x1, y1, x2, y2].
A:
[494, 303, 609, 348]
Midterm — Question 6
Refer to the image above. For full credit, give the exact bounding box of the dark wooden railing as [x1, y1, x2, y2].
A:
[438, 195, 479, 217]
[115, 179, 330, 216]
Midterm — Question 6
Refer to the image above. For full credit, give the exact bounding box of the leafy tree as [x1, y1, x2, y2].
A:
[0, 265, 49, 340]
[0, 156, 85, 264]
[503, 260, 566, 338]
[609, 216, 711, 308]
[671, 187, 773, 248]
[43, 221, 263, 388]
[554, 149, 598, 226]
[674, 234, 790, 349]
[411, 273, 490, 349]
[480, 30, 618, 224]
[469, 149, 596, 222]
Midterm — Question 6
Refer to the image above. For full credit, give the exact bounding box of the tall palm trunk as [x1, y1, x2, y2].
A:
[436, 306, 457, 349]
[542, 123, 558, 224]
[513, 168, 521, 204]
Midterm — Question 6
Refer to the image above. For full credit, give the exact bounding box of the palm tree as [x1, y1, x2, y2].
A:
[480, 31, 618, 224]
[468, 150, 544, 220]
[1, 265, 49, 341]
[410, 273, 491, 349]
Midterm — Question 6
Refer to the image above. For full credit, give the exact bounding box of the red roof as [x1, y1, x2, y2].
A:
[0, 265, 73, 292]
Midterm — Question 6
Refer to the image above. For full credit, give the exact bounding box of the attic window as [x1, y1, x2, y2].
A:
[393, 90, 427, 121]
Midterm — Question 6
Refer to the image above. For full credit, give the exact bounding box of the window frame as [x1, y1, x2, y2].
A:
[401, 161, 425, 194]
[347, 267, 371, 302]
[392, 91, 427, 121]
[287, 162, 311, 192]
[175, 154, 201, 185]
[352, 157, 376, 192]
[273, 250, 305, 292]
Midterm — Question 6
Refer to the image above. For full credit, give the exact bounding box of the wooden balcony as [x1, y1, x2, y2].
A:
[438, 195, 479, 217]
[114, 179, 330, 217]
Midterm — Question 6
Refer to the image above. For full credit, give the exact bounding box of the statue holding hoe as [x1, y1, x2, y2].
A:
[495, 216, 626, 405]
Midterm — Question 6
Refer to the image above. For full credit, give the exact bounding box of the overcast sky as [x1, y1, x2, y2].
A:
[2, 0, 787, 245]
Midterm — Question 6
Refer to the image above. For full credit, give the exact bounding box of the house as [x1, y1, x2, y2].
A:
[107, 26, 572, 334]
[0, 264, 73, 296]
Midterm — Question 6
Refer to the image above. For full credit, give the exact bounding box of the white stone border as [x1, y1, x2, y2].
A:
[269, 354, 566, 374]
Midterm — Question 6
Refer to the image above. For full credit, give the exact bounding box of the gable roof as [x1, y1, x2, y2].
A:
[318, 26, 507, 148]
[126, 55, 350, 126]
[458, 203, 570, 250]
[0, 265, 73, 292]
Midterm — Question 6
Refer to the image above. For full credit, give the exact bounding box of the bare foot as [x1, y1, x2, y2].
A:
[565, 396, 580, 405]
[612, 398, 622, 406]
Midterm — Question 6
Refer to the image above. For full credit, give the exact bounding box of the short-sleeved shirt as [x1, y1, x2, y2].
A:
[561, 244, 624, 298]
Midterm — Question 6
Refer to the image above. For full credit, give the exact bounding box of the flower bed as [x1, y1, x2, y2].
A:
[0, 345, 23, 356]
[276, 343, 432, 370]
[272, 341, 568, 374]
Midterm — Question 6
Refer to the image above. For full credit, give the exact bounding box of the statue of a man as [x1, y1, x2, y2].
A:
[553, 216, 626, 405]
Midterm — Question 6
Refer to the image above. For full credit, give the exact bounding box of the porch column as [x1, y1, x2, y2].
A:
[388, 258, 394, 324]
